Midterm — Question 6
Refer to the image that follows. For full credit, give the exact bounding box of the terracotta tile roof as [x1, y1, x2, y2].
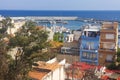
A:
[29, 61, 61, 80]
[70, 62, 99, 71]
[117, 77, 120, 80]
[36, 61, 61, 71]
[36, 26, 44, 30]
[66, 69, 85, 79]
[101, 75, 109, 80]
[29, 70, 49, 80]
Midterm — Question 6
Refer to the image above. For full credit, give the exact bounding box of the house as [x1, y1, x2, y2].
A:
[29, 58, 66, 80]
[7, 19, 25, 35]
[64, 33, 74, 42]
[36, 26, 54, 41]
[73, 30, 82, 41]
[79, 24, 100, 65]
[98, 22, 118, 65]
[61, 41, 79, 54]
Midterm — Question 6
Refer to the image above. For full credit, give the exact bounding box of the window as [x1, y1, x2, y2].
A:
[106, 34, 114, 39]
[106, 55, 113, 62]
[83, 52, 87, 57]
[90, 53, 97, 60]
[93, 54, 97, 58]
[103, 43, 115, 49]
[90, 54, 93, 59]
[86, 42, 94, 50]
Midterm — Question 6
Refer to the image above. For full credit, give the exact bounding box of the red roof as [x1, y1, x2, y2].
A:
[101, 75, 109, 80]
[117, 77, 120, 80]
[106, 69, 120, 74]
[70, 62, 101, 71]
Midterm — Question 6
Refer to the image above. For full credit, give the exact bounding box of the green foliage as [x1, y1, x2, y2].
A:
[7, 21, 52, 80]
[107, 63, 117, 70]
[0, 28, 7, 34]
[107, 48, 120, 70]
[117, 48, 120, 62]
[0, 20, 54, 80]
[53, 32, 64, 42]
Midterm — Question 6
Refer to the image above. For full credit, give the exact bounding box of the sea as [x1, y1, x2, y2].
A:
[0, 10, 120, 30]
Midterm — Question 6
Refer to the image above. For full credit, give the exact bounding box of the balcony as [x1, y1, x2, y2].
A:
[81, 58, 98, 62]
[81, 42, 99, 51]
[100, 29, 117, 33]
[81, 49, 98, 53]
[98, 48, 116, 54]
[100, 39, 115, 42]
[81, 35, 99, 40]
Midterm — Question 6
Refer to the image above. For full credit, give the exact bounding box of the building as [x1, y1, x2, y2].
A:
[61, 41, 79, 54]
[73, 30, 82, 41]
[29, 58, 65, 80]
[36, 26, 54, 41]
[79, 25, 100, 65]
[7, 19, 25, 35]
[64, 33, 74, 42]
[98, 22, 118, 65]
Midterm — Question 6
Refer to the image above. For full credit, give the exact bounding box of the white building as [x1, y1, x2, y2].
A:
[36, 26, 54, 41]
[7, 20, 25, 35]
[0, 16, 4, 28]
[73, 30, 81, 41]
[29, 58, 66, 80]
[64, 34, 74, 42]
[45, 27, 54, 41]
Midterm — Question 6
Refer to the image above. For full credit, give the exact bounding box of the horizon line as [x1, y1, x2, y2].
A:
[1, 9, 120, 11]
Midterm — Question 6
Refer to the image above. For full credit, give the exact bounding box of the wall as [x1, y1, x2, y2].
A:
[42, 66, 65, 80]
[80, 35, 99, 65]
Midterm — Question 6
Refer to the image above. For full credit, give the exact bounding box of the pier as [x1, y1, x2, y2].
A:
[25, 16, 78, 21]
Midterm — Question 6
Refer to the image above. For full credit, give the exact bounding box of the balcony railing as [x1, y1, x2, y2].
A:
[98, 48, 116, 53]
[81, 35, 99, 40]
[81, 47, 98, 50]
[100, 29, 117, 33]
[100, 39, 115, 42]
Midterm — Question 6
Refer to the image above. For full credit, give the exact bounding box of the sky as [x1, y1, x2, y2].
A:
[0, 0, 120, 10]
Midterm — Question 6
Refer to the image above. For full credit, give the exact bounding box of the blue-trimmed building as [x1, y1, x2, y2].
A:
[79, 25, 100, 65]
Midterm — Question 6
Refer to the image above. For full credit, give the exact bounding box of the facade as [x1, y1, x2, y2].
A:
[7, 20, 25, 35]
[61, 41, 79, 54]
[64, 33, 74, 42]
[80, 25, 100, 65]
[36, 26, 54, 41]
[29, 58, 65, 80]
[98, 22, 118, 65]
[73, 30, 82, 41]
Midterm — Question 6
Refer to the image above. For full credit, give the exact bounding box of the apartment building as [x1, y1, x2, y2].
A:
[79, 25, 100, 65]
[98, 22, 118, 65]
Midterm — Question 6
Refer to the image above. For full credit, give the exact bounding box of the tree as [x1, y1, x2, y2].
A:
[0, 17, 13, 34]
[0, 41, 9, 80]
[0, 21, 54, 80]
[7, 21, 50, 80]
[107, 48, 120, 70]
[0, 33, 13, 80]
[117, 48, 120, 62]
[53, 32, 64, 42]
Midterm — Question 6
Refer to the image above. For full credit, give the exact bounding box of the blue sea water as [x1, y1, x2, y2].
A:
[0, 10, 120, 30]
[0, 10, 120, 21]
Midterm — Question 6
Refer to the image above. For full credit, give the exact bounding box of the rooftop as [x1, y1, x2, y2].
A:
[83, 24, 100, 32]
[29, 61, 61, 80]
[102, 22, 118, 30]
[35, 61, 61, 71]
